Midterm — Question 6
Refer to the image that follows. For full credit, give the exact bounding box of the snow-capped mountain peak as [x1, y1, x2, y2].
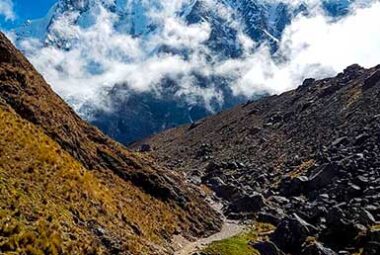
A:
[13, 0, 370, 144]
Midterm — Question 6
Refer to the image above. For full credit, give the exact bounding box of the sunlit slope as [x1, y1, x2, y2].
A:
[0, 102, 187, 254]
[0, 31, 221, 254]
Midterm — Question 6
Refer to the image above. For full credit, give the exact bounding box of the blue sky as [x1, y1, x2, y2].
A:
[0, 0, 56, 29]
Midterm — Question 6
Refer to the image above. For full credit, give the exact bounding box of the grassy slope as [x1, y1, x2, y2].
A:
[0, 103, 184, 254]
[203, 232, 258, 255]
[0, 32, 222, 247]
[202, 223, 275, 255]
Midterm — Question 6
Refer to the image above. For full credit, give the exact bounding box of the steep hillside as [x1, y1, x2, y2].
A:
[135, 64, 380, 254]
[0, 32, 222, 254]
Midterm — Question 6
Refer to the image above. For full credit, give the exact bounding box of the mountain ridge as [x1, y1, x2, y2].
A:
[13, 0, 358, 144]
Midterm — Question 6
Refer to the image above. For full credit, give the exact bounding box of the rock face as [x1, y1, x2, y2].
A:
[136, 63, 380, 254]
[0, 32, 222, 254]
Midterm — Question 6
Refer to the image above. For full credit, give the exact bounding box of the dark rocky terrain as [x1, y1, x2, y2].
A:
[0, 31, 222, 254]
[134, 64, 380, 254]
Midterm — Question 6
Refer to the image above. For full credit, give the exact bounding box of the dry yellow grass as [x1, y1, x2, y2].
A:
[344, 85, 363, 109]
[288, 159, 316, 179]
[0, 104, 184, 254]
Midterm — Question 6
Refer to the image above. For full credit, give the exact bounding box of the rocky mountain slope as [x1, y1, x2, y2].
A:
[14, 0, 358, 144]
[134, 64, 380, 254]
[0, 31, 222, 254]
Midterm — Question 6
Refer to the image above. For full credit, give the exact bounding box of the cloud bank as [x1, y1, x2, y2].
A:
[15, 0, 380, 113]
[227, 0, 380, 96]
[19, 0, 219, 112]
[0, 0, 15, 21]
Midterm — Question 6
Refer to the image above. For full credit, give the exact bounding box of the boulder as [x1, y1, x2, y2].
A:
[205, 161, 220, 173]
[343, 64, 364, 77]
[364, 70, 380, 90]
[301, 242, 338, 255]
[139, 144, 151, 152]
[226, 192, 265, 214]
[331, 137, 349, 147]
[322, 208, 367, 248]
[279, 176, 309, 196]
[251, 241, 285, 255]
[269, 196, 290, 205]
[213, 184, 242, 201]
[355, 175, 370, 188]
[207, 177, 225, 187]
[302, 78, 316, 87]
[367, 229, 380, 242]
[207, 177, 229, 194]
[271, 214, 318, 253]
[188, 120, 203, 130]
[195, 143, 213, 159]
[307, 163, 339, 191]
[257, 209, 284, 226]
[357, 209, 376, 226]
[354, 133, 370, 146]
[363, 242, 380, 255]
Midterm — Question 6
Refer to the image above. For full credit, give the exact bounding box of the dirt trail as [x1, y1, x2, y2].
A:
[173, 220, 245, 255]
[172, 199, 246, 255]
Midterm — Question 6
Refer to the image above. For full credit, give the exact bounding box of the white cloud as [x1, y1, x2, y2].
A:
[18, 0, 380, 114]
[0, 0, 15, 21]
[228, 1, 380, 96]
[20, 2, 216, 112]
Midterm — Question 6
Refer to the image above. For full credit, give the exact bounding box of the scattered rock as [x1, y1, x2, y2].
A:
[257, 208, 284, 226]
[271, 214, 318, 253]
[322, 209, 367, 248]
[189, 121, 203, 130]
[141, 63, 380, 254]
[139, 144, 151, 152]
[364, 70, 380, 90]
[354, 133, 370, 145]
[302, 78, 316, 87]
[279, 176, 308, 196]
[226, 192, 265, 216]
[331, 137, 349, 147]
[363, 242, 380, 255]
[208, 178, 241, 201]
[251, 241, 285, 255]
[301, 242, 338, 255]
[307, 163, 339, 191]
[195, 143, 213, 159]
[357, 209, 376, 226]
[367, 229, 380, 242]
